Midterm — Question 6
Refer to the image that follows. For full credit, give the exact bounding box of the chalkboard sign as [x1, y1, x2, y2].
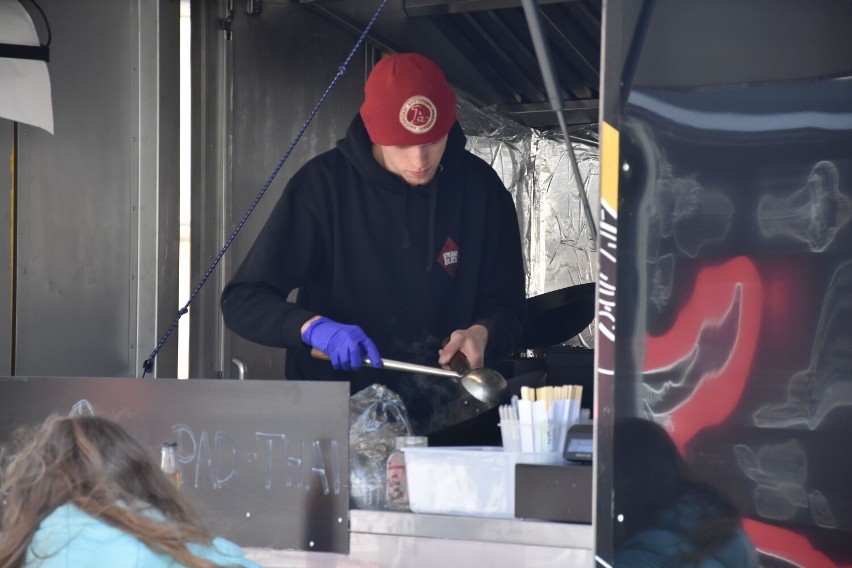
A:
[0, 377, 350, 554]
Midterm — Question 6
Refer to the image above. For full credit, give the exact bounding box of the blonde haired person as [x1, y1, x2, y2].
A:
[0, 415, 260, 568]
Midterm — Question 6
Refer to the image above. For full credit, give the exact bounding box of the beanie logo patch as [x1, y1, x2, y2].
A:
[399, 96, 437, 135]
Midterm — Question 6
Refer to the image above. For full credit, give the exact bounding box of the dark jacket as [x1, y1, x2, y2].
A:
[221, 116, 526, 430]
[615, 493, 759, 568]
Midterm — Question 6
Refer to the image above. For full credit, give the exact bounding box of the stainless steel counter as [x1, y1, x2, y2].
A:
[245, 509, 594, 567]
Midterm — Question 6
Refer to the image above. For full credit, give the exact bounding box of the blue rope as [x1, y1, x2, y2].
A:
[143, 0, 390, 377]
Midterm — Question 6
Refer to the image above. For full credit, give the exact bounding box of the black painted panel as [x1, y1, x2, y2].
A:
[599, 0, 852, 565]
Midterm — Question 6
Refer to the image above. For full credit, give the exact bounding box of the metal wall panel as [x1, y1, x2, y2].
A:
[189, 0, 230, 380]
[193, 1, 368, 380]
[0, 122, 11, 375]
[0, 377, 351, 553]
[11, 0, 179, 377]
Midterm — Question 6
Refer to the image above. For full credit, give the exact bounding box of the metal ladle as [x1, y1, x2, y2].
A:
[311, 348, 508, 405]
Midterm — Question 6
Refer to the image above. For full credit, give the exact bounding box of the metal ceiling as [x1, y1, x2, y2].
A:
[299, 0, 602, 130]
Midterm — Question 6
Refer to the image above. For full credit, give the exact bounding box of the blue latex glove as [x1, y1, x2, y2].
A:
[302, 317, 383, 371]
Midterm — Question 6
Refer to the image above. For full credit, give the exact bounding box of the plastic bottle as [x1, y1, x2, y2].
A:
[161, 442, 181, 490]
[386, 436, 427, 511]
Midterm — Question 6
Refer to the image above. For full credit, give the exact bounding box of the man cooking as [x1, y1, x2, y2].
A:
[220, 53, 526, 433]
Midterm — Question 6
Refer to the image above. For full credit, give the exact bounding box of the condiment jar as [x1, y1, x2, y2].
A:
[161, 442, 181, 489]
[386, 436, 427, 511]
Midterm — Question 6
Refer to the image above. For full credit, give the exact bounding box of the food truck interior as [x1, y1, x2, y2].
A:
[1, 0, 851, 566]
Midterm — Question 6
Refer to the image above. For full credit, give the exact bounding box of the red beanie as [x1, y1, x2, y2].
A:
[360, 53, 457, 146]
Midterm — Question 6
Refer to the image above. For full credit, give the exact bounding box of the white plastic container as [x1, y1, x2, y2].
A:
[401, 446, 564, 518]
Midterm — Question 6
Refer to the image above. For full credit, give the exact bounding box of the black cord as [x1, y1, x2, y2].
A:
[27, 0, 52, 47]
[0, 0, 52, 61]
[619, 0, 656, 115]
[142, 0, 390, 377]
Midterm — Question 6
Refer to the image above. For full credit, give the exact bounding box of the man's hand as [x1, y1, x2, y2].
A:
[302, 316, 383, 371]
[438, 324, 489, 370]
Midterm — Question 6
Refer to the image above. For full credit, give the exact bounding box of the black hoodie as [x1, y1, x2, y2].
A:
[221, 116, 526, 430]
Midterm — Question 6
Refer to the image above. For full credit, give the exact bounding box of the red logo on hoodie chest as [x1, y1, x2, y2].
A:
[437, 237, 459, 276]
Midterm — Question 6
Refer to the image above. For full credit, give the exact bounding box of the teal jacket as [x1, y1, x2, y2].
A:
[26, 503, 261, 568]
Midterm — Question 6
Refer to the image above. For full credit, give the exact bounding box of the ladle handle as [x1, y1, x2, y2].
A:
[440, 336, 471, 375]
[447, 351, 471, 375]
[310, 348, 461, 379]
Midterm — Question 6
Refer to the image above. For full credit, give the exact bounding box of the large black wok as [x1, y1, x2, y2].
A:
[517, 282, 596, 350]
[426, 368, 547, 447]
[425, 283, 595, 445]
